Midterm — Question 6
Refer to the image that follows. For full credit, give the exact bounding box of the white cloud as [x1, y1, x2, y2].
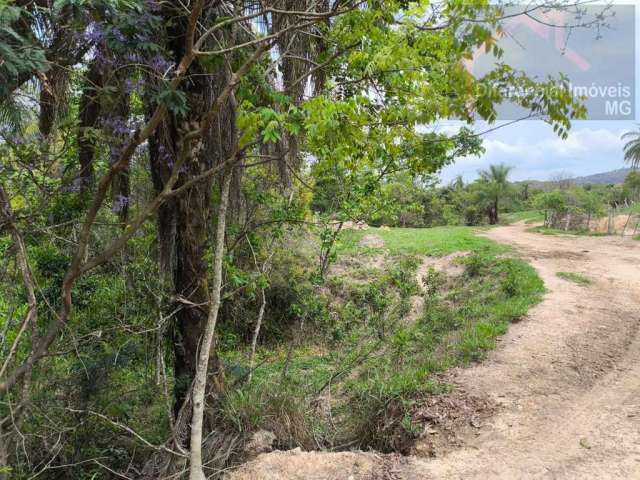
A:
[439, 122, 629, 182]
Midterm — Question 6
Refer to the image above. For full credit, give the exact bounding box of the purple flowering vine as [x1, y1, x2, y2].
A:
[149, 55, 175, 75]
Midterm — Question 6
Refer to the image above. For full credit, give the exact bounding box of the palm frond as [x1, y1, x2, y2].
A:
[0, 96, 25, 133]
[622, 127, 640, 169]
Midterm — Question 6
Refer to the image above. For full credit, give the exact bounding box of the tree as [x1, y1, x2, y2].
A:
[520, 181, 531, 201]
[479, 164, 514, 224]
[549, 171, 575, 190]
[0, 0, 593, 477]
[535, 190, 567, 227]
[624, 170, 640, 202]
[622, 127, 640, 169]
[577, 189, 603, 230]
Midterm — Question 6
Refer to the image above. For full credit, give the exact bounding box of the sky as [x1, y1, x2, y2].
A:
[437, 120, 630, 183]
[437, 1, 639, 183]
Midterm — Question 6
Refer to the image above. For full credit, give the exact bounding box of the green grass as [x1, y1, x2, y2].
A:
[620, 203, 640, 215]
[556, 271, 592, 285]
[339, 250, 544, 451]
[502, 210, 545, 224]
[528, 226, 607, 237]
[218, 227, 545, 453]
[337, 226, 508, 256]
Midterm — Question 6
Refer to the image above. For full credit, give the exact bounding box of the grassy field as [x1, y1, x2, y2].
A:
[338, 225, 508, 256]
[502, 210, 545, 224]
[218, 226, 544, 452]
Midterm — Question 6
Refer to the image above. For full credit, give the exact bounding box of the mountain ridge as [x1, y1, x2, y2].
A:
[516, 167, 631, 186]
[571, 167, 631, 185]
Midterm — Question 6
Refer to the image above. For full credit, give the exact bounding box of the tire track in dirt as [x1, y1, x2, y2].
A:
[410, 222, 640, 479]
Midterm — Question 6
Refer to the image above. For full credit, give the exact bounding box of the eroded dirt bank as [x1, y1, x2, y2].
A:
[228, 222, 640, 480]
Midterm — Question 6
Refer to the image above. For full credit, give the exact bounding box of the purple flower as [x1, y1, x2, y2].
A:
[158, 144, 175, 167]
[94, 47, 115, 69]
[104, 117, 130, 136]
[149, 55, 175, 74]
[84, 21, 105, 44]
[124, 78, 145, 93]
[146, 0, 161, 12]
[125, 52, 144, 63]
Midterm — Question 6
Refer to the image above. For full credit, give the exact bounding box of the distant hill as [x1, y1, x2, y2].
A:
[571, 168, 631, 185]
[517, 168, 632, 188]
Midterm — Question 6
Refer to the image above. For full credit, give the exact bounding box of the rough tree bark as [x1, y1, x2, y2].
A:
[148, 3, 238, 434]
[488, 200, 498, 225]
[76, 61, 103, 190]
[105, 89, 132, 225]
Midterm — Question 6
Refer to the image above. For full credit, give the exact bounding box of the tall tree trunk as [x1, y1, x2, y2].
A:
[76, 61, 103, 191]
[172, 146, 219, 418]
[105, 91, 131, 225]
[189, 170, 232, 480]
[148, 4, 238, 445]
[488, 200, 498, 225]
[38, 76, 56, 138]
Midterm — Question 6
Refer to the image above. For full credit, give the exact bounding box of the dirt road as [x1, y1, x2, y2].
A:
[413, 222, 640, 479]
[229, 223, 640, 479]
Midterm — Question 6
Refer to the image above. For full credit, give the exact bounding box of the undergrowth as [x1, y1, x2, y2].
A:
[217, 229, 544, 455]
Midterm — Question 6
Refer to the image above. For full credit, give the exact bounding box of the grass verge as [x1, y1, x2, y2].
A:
[528, 226, 607, 237]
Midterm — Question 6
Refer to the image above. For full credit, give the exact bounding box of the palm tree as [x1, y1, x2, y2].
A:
[621, 127, 640, 169]
[451, 174, 464, 191]
[479, 163, 513, 224]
